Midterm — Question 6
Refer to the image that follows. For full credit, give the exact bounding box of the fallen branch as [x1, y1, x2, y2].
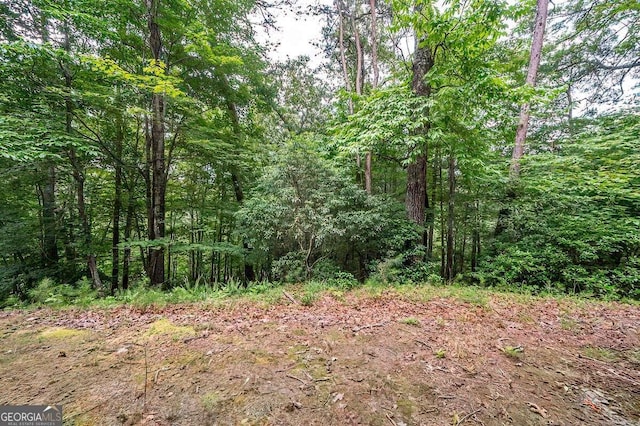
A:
[456, 407, 482, 425]
[283, 290, 298, 304]
[352, 322, 389, 333]
[182, 334, 208, 344]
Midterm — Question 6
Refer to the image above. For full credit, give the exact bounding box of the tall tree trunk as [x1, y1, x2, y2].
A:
[337, 0, 353, 115]
[406, 156, 427, 226]
[353, 12, 363, 100]
[62, 20, 102, 290]
[147, 0, 166, 287]
[511, 0, 549, 177]
[369, 0, 379, 88]
[41, 165, 58, 266]
[352, 4, 371, 194]
[144, 116, 153, 274]
[439, 158, 445, 277]
[427, 159, 437, 258]
[111, 106, 124, 294]
[222, 81, 255, 284]
[38, 0, 58, 269]
[445, 153, 455, 281]
[337, 0, 364, 185]
[407, 42, 433, 235]
[364, 0, 379, 194]
[122, 186, 135, 290]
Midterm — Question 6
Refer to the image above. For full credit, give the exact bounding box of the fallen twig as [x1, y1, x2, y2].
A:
[415, 339, 431, 348]
[182, 334, 208, 344]
[526, 402, 548, 418]
[286, 374, 307, 385]
[352, 322, 389, 333]
[456, 407, 482, 425]
[283, 290, 298, 304]
[154, 366, 170, 383]
[385, 413, 397, 426]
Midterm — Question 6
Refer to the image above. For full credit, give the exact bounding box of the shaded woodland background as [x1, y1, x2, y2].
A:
[0, 0, 638, 305]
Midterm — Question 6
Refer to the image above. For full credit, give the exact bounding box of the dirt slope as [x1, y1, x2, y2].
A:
[0, 289, 638, 425]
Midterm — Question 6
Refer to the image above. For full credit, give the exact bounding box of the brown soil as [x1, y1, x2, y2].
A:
[0, 288, 639, 425]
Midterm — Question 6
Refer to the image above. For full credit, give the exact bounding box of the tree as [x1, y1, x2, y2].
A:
[511, 0, 549, 177]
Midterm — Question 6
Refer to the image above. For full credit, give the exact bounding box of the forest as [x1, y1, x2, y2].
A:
[0, 0, 638, 305]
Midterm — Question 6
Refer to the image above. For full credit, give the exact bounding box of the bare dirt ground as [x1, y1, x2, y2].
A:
[0, 287, 639, 425]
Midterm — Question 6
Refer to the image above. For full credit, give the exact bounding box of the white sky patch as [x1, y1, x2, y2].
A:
[256, 0, 331, 66]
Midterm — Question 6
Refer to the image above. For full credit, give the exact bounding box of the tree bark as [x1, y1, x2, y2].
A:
[407, 42, 433, 231]
[406, 155, 427, 226]
[147, 0, 166, 287]
[511, 0, 549, 177]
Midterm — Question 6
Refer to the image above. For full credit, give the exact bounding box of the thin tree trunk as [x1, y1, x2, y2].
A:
[37, 0, 58, 269]
[352, 8, 365, 216]
[122, 187, 135, 290]
[427, 159, 437, 258]
[353, 12, 363, 100]
[337, 0, 364, 186]
[369, 0, 379, 88]
[364, 0, 379, 194]
[511, 0, 549, 177]
[143, 115, 154, 279]
[190, 210, 196, 282]
[445, 153, 455, 281]
[337, 0, 353, 115]
[222, 82, 255, 284]
[41, 165, 58, 266]
[111, 105, 124, 294]
[439, 159, 445, 277]
[460, 230, 467, 274]
[61, 20, 102, 290]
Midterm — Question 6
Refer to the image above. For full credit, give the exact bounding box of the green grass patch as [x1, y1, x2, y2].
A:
[39, 327, 89, 340]
[145, 318, 195, 339]
[399, 317, 421, 326]
[582, 346, 620, 362]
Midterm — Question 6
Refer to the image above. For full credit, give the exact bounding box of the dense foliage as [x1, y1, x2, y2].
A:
[480, 115, 640, 298]
[0, 0, 638, 306]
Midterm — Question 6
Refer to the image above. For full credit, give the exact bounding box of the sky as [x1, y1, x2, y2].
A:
[256, 0, 330, 66]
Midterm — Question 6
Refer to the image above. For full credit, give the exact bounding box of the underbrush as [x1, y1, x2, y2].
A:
[2, 274, 637, 311]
